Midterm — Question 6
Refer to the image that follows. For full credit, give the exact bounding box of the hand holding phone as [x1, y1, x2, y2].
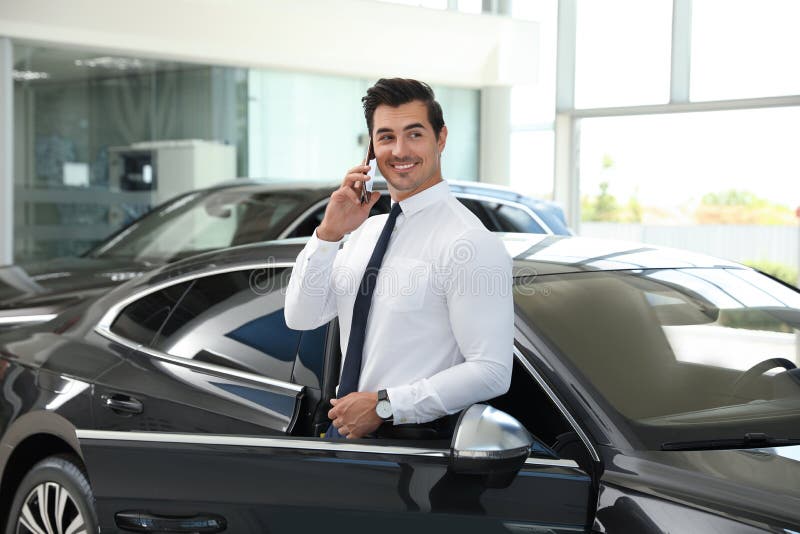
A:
[361, 139, 376, 204]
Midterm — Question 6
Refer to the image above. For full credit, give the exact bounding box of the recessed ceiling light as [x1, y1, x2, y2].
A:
[74, 57, 144, 70]
[13, 70, 50, 81]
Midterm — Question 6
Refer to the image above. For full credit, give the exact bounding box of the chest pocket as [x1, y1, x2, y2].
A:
[374, 257, 430, 312]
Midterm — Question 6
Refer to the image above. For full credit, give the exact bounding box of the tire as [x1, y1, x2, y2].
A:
[6, 454, 98, 534]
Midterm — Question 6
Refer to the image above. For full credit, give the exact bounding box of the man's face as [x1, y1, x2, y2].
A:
[372, 100, 447, 201]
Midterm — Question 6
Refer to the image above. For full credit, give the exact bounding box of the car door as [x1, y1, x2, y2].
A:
[80, 273, 592, 533]
[91, 265, 310, 436]
[79, 414, 591, 533]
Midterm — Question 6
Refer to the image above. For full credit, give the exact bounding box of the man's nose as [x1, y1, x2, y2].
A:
[392, 137, 406, 157]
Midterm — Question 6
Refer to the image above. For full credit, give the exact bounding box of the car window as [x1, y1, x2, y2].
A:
[287, 195, 392, 238]
[110, 281, 193, 346]
[514, 268, 800, 449]
[456, 198, 496, 230]
[88, 190, 312, 262]
[494, 204, 547, 233]
[287, 205, 326, 238]
[148, 268, 300, 382]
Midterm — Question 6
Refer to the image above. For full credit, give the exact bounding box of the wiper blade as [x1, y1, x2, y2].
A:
[662, 433, 800, 451]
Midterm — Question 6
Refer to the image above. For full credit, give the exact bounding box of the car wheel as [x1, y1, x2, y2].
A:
[6, 454, 98, 534]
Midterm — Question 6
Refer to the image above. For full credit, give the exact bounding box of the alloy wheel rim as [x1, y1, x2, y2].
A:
[16, 481, 87, 534]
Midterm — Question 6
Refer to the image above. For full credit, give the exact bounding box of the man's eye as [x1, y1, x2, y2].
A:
[409, 132, 422, 138]
[379, 135, 393, 142]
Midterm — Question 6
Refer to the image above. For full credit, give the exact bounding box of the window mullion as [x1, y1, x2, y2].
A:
[670, 0, 692, 103]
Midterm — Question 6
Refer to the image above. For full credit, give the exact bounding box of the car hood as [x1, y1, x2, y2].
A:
[604, 445, 800, 528]
[0, 256, 155, 312]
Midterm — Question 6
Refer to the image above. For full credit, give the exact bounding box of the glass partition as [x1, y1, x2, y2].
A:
[12, 43, 248, 262]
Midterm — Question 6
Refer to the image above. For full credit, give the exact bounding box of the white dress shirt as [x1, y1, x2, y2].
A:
[284, 180, 513, 425]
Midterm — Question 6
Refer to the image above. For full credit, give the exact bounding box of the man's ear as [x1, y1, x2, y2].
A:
[437, 125, 448, 154]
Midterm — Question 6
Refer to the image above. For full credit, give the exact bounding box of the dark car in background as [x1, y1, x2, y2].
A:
[0, 235, 799, 533]
[0, 179, 569, 330]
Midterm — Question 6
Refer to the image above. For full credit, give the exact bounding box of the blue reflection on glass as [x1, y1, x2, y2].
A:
[225, 309, 300, 362]
[210, 381, 296, 415]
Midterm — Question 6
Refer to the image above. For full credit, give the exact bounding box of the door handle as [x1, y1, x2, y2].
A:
[115, 511, 226, 532]
[102, 394, 143, 414]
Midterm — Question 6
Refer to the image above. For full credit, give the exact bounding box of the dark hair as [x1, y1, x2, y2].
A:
[362, 78, 445, 138]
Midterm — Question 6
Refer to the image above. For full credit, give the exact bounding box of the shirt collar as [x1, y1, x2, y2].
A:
[393, 180, 450, 218]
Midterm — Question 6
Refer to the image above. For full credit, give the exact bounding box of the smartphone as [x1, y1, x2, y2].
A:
[360, 138, 377, 204]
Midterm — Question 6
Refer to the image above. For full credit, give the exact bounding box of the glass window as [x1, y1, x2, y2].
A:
[151, 268, 300, 383]
[247, 71, 479, 183]
[456, 198, 494, 230]
[691, 0, 800, 101]
[574, 0, 672, 108]
[509, 130, 555, 199]
[510, 0, 557, 124]
[456, 198, 545, 233]
[494, 204, 547, 233]
[110, 281, 193, 346]
[515, 268, 800, 449]
[87, 188, 316, 262]
[287, 195, 392, 239]
[457, 0, 482, 14]
[577, 108, 800, 272]
[12, 43, 249, 262]
[376, 0, 447, 8]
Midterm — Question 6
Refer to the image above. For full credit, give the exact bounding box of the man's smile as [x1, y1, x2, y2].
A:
[390, 162, 419, 172]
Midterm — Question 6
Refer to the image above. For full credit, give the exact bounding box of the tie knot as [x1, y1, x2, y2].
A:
[389, 202, 402, 219]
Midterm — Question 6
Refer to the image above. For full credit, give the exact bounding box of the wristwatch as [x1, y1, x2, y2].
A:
[376, 389, 393, 421]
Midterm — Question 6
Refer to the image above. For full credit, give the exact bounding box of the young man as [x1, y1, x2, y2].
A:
[285, 78, 513, 439]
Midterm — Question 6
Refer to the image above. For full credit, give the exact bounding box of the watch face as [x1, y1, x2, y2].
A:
[376, 400, 392, 419]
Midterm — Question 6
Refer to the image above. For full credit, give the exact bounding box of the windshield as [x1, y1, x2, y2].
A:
[86, 188, 314, 262]
[515, 267, 800, 449]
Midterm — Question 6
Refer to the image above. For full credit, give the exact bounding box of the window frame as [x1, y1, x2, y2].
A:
[278, 191, 555, 238]
[95, 261, 303, 398]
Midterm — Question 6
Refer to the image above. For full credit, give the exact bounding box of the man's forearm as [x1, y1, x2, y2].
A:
[387, 356, 512, 425]
[284, 230, 340, 330]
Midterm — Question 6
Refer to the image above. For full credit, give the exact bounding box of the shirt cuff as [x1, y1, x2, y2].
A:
[385, 385, 416, 425]
[306, 228, 342, 259]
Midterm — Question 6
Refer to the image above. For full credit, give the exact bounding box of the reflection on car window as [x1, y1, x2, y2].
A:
[89, 189, 311, 262]
[494, 204, 546, 233]
[110, 281, 193, 346]
[150, 268, 300, 382]
[457, 198, 546, 233]
[288, 195, 392, 238]
[457, 198, 495, 230]
[514, 267, 800, 447]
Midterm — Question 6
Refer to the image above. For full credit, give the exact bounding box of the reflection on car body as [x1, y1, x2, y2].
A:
[0, 235, 799, 532]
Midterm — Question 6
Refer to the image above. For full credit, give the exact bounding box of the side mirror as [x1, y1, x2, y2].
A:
[449, 404, 532, 480]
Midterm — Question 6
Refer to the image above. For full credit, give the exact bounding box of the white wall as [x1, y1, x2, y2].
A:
[0, 0, 538, 88]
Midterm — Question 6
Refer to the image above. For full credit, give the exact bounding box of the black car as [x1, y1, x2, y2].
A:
[0, 179, 570, 330]
[1, 235, 799, 533]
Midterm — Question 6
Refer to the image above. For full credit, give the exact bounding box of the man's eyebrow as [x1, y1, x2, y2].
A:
[375, 123, 428, 135]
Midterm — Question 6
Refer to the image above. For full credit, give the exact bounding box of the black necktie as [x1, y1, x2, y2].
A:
[337, 202, 403, 398]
